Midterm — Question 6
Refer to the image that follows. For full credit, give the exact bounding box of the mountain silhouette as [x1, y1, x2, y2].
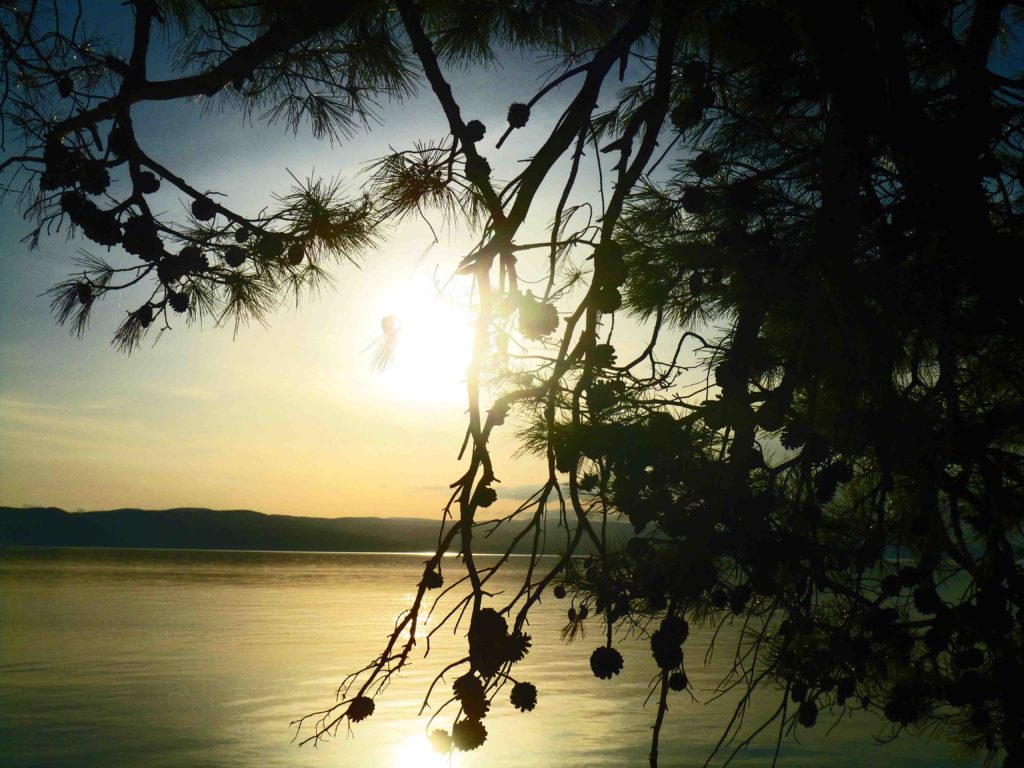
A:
[0, 506, 629, 554]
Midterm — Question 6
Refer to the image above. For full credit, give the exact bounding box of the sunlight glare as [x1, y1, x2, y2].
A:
[368, 276, 474, 405]
[393, 733, 451, 768]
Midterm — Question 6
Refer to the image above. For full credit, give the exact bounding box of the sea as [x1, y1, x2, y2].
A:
[0, 548, 979, 767]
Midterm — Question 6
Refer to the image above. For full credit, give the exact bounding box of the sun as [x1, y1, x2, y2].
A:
[367, 276, 475, 406]
[393, 733, 452, 768]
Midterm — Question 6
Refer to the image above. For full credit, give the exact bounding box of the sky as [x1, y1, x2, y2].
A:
[0, 6, 659, 518]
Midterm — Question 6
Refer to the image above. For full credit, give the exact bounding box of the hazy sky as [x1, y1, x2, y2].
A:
[0, 7, 645, 517]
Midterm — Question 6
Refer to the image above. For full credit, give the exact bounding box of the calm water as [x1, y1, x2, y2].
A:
[0, 548, 976, 767]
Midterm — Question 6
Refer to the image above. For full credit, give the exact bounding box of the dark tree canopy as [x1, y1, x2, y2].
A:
[3, 1, 1024, 766]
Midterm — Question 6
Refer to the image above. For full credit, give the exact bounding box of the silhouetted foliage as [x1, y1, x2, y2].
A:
[4, 1, 1024, 766]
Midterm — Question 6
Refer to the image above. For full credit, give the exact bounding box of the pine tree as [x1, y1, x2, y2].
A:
[3, 2, 1023, 765]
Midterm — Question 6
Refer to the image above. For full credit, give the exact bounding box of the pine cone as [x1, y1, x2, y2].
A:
[507, 102, 530, 129]
[168, 292, 189, 314]
[136, 172, 160, 195]
[77, 162, 110, 196]
[590, 646, 624, 679]
[347, 695, 375, 723]
[428, 729, 452, 754]
[76, 283, 92, 305]
[681, 187, 707, 214]
[504, 631, 532, 663]
[223, 245, 247, 269]
[452, 719, 487, 751]
[465, 120, 486, 143]
[593, 286, 622, 314]
[474, 485, 497, 508]
[122, 216, 162, 260]
[57, 74, 74, 98]
[464, 155, 491, 184]
[257, 233, 285, 259]
[510, 681, 537, 712]
[690, 151, 721, 179]
[422, 569, 443, 590]
[518, 293, 559, 340]
[135, 304, 154, 328]
[669, 671, 688, 691]
[191, 196, 217, 221]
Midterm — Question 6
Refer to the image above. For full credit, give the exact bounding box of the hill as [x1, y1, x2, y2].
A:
[0, 506, 631, 554]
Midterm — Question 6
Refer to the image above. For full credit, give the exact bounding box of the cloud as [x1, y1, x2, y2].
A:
[165, 387, 218, 401]
[0, 397, 70, 412]
[0, 396, 149, 456]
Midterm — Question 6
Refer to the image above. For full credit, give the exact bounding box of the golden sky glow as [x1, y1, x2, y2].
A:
[0, 244, 537, 516]
[0, 87, 551, 517]
[0, 50, 616, 518]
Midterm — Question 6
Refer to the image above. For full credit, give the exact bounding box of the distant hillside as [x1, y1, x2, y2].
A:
[0, 506, 632, 554]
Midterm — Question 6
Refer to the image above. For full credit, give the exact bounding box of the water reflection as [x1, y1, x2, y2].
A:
[0, 548, 977, 767]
